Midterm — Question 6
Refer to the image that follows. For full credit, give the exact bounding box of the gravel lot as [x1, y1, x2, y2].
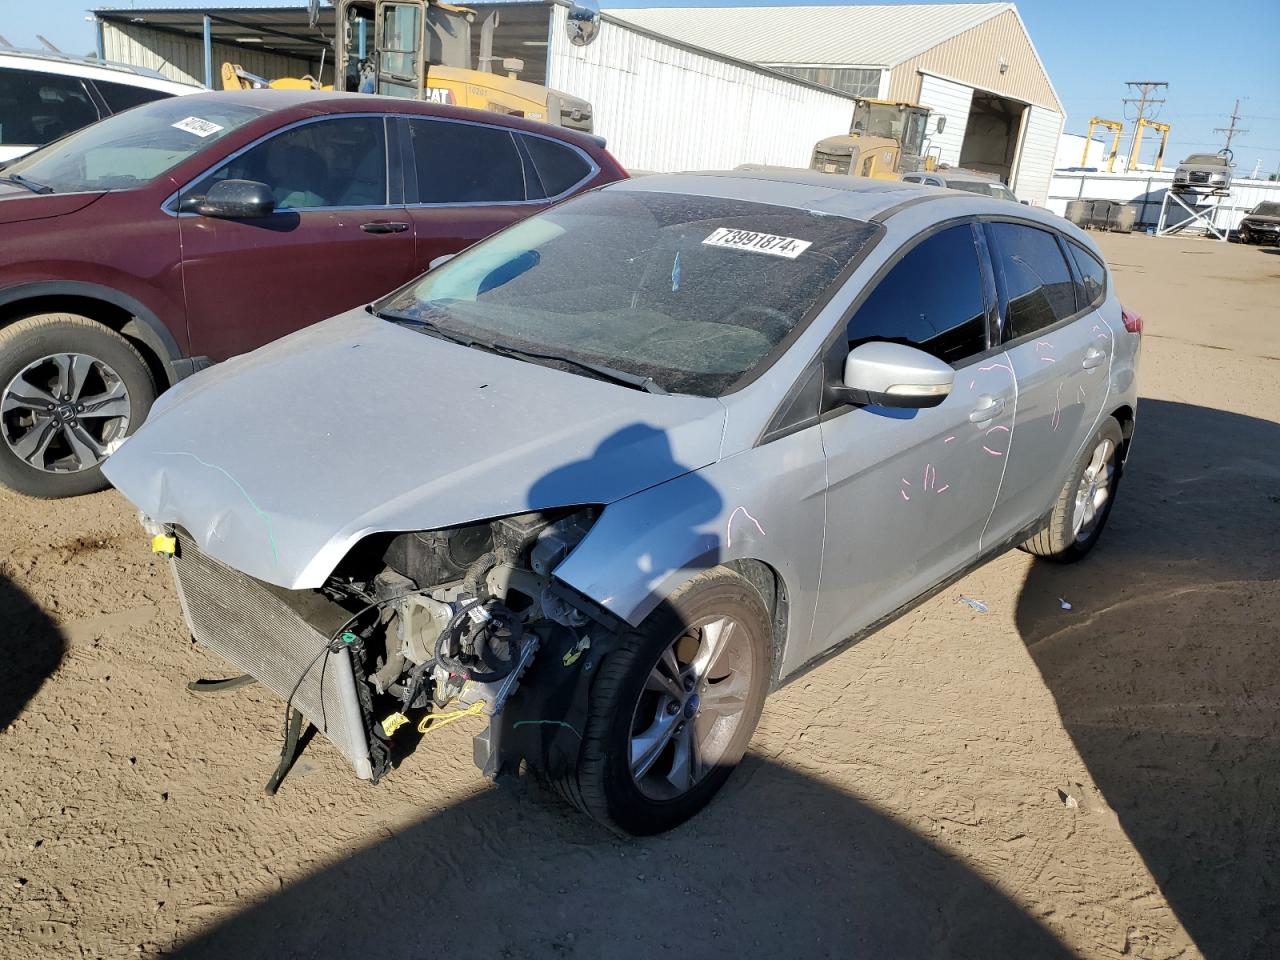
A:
[2, 232, 1277, 960]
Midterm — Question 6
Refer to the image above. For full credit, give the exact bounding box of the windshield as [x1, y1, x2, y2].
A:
[377, 190, 880, 396]
[852, 102, 906, 141]
[1252, 202, 1280, 217]
[1183, 154, 1226, 166]
[0, 98, 267, 193]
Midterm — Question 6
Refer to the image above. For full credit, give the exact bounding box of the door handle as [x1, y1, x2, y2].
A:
[1082, 346, 1106, 369]
[969, 395, 1006, 423]
[360, 221, 410, 234]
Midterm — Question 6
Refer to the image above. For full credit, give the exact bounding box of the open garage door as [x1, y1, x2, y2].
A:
[918, 73, 971, 167]
[959, 91, 1024, 185]
[1011, 105, 1064, 206]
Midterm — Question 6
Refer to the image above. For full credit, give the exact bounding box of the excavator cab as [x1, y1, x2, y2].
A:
[811, 98, 939, 179]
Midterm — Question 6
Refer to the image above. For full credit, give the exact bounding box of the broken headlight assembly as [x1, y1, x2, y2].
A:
[242, 505, 620, 789]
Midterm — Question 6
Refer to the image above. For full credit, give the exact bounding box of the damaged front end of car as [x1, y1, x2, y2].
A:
[157, 506, 625, 788]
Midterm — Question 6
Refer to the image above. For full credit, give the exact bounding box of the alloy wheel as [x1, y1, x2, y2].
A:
[1, 353, 132, 474]
[1072, 437, 1115, 541]
[629, 614, 754, 801]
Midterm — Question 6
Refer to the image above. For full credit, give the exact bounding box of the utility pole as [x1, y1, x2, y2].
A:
[1123, 80, 1168, 171]
[1213, 98, 1247, 154]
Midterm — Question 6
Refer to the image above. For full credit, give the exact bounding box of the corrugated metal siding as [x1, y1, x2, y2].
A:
[887, 10, 1060, 112]
[604, 4, 1008, 71]
[102, 22, 316, 88]
[917, 73, 972, 166]
[547, 9, 855, 172]
[1011, 104, 1062, 206]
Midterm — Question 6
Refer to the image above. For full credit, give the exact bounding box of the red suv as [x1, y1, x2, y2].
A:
[0, 90, 625, 498]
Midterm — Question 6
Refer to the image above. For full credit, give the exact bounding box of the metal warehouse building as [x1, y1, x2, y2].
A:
[93, 1, 1063, 202]
[609, 2, 1065, 204]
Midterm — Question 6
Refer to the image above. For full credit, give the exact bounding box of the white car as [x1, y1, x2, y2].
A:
[0, 50, 200, 163]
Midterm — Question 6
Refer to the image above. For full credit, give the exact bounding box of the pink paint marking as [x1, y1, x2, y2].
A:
[1096, 332, 1110, 340]
[944, 435, 956, 443]
[935, 484, 950, 494]
[1035, 340, 1053, 350]
[901, 477, 912, 486]
[986, 424, 1011, 434]
[900, 489, 911, 501]
[978, 361, 1014, 374]
[1040, 356, 1057, 363]
[1051, 383, 1063, 432]
[726, 505, 766, 549]
[1077, 385, 1086, 402]
[923, 463, 935, 491]
[968, 378, 976, 390]
[982, 446, 1004, 457]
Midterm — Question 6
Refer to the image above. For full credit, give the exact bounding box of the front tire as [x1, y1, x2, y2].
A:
[556, 568, 771, 835]
[0, 314, 156, 498]
[1021, 417, 1124, 562]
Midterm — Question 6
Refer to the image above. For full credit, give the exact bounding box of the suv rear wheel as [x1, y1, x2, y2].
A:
[554, 567, 771, 835]
[0, 313, 156, 498]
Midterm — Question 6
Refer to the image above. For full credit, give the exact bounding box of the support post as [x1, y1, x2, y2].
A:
[95, 19, 105, 61]
[203, 15, 213, 89]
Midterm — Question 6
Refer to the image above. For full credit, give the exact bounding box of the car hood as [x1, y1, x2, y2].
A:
[0, 187, 105, 224]
[104, 309, 727, 589]
[1244, 213, 1280, 225]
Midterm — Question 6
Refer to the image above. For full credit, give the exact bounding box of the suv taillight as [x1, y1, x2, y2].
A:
[1121, 306, 1143, 335]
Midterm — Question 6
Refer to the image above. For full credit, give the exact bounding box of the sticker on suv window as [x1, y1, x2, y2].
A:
[171, 117, 224, 138]
[702, 228, 812, 259]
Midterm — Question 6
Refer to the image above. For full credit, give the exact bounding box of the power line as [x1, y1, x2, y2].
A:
[1122, 80, 1168, 171]
[1213, 98, 1249, 153]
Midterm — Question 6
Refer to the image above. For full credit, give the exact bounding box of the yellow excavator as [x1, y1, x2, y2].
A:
[811, 97, 941, 179]
[222, 0, 593, 132]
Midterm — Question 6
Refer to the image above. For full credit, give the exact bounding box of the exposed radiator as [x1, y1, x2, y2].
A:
[170, 537, 373, 779]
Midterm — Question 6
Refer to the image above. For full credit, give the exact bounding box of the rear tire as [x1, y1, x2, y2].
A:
[554, 568, 771, 835]
[0, 314, 156, 498]
[1021, 417, 1124, 562]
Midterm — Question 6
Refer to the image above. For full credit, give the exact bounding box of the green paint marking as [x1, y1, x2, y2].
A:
[158, 451, 280, 565]
[512, 720, 582, 739]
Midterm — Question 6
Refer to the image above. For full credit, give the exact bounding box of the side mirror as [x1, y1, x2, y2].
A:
[566, 0, 600, 46]
[934, 115, 947, 134]
[190, 179, 275, 219]
[834, 341, 954, 408]
[428, 253, 456, 270]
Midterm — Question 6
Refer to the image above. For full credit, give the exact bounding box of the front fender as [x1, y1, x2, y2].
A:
[553, 426, 828, 667]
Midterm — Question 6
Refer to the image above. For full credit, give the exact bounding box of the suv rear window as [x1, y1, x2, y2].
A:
[94, 79, 174, 114]
[3, 96, 267, 192]
[409, 118, 526, 203]
[0, 67, 99, 147]
[521, 134, 591, 198]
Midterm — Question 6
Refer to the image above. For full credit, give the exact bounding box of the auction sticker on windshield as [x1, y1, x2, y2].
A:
[702, 228, 812, 259]
[171, 117, 224, 138]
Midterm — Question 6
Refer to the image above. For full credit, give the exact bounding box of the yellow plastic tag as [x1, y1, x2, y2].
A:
[381, 712, 410, 737]
[151, 534, 177, 555]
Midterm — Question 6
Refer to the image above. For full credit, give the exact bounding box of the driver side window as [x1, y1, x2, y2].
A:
[190, 117, 388, 210]
[846, 223, 989, 364]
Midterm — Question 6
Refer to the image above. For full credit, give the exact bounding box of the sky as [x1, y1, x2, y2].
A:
[6, 0, 1279, 175]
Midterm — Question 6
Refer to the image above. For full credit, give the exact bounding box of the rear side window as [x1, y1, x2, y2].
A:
[987, 223, 1078, 341]
[192, 116, 388, 209]
[846, 223, 988, 364]
[521, 134, 590, 198]
[1067, 242, 1106, 309]
[0, 67, 99, 146]
[410, 118, 525, 203]
[94, 79, 173, 114]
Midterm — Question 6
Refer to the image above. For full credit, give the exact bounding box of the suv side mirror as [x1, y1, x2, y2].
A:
[933, 115, 947, 134]
[191, 179, 275, 219]
[833, 341, 954, 408]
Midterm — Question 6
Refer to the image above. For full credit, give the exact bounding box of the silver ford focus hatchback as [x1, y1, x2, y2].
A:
[105, 170, 1141, 835]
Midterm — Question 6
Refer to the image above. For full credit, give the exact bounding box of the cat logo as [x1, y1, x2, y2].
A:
[424, 87, 454, 105]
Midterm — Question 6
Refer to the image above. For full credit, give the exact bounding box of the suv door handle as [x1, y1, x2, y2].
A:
[1082, 346, 1106, 369]
[968, 395, 1006, 423]
[360, 221, 410, 234]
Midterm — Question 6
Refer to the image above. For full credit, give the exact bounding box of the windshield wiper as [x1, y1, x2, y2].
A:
[0, 174, 53, 195]
[485, 341, 669, 395]
[374, 307, 479, 349]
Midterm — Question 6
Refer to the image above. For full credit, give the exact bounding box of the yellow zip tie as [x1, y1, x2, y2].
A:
[417, 699, 488, 735]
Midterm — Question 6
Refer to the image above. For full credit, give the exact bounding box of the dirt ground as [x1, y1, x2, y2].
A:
[2, 232, 1277, 960]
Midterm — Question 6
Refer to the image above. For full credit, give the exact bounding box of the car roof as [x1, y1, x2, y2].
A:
[0, 49, 200, 93]
[606, 168, 1099, 254]
[176, 89, 607, 152]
